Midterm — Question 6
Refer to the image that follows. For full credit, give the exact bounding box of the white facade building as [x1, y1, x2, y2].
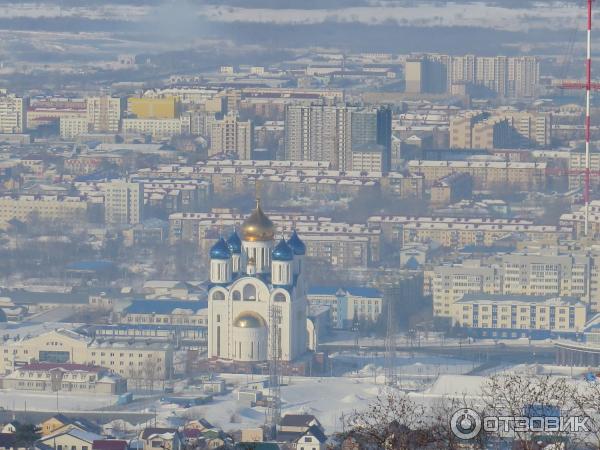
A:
[207, 201, 308, 362]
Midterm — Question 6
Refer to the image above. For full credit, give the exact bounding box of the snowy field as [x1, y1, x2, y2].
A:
[151, 375, 383, 434]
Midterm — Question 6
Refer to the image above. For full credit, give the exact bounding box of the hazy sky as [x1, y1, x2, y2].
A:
[0, 1, 590, 61]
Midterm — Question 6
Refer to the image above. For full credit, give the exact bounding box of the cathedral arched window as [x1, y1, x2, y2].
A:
[212, 291, 225, 301]
[274, 292, 287, 302]
[232, 291, 241, 301]
[243, 284, 257, 301]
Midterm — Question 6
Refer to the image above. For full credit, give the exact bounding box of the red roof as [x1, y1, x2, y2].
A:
[92, 440, 128, 450]
[18, 363, 103, 373]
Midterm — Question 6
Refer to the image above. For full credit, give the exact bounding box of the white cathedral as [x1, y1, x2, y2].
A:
[207, 201, 308, 363]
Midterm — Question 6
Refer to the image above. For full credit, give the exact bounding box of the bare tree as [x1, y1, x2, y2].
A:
[570, 379, 600, 449]
[340, 388, 440, 449]
[481, 373, 580, 450]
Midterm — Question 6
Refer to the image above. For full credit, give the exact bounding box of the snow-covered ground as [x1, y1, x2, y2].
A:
[0, 390, 119, 411]
[152, 375, 384, 434]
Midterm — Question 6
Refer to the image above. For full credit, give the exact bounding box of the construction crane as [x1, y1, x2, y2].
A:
[560, 0, 596, 235]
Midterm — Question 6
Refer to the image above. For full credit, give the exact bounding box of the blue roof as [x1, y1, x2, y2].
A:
[210, 238, 231, 260]
[124, 300, 208, 315]
[226, 231, 242, 254]
[307, 286, 382, 298]
[405, 256, 421, 270]
[287, 230, 306, 256]
[272, 239, 294, 261]
[65, 260, 115, 272]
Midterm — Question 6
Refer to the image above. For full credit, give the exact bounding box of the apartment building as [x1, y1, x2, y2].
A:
[122, 116, 191, 139]
[560, 200, 600, 239]
[501, 252, 590, 300]
[407, 160, 547, 190]
[0, 329, 173, 384]
[368, 216, 571, 248]
[430, 172, 473, 206]
[0, 194, 88, 229]
[0, 90, 26, 134]
[128, 96, 179, 119]
[451, 294, 587, 336]
[86, 96, 123, 133]
[102, 180, 144, 226]
[135, 161, 420, 200]
[499, 111, 552, 147]
[60, 116, 89, 139]
[568, 150, 600, 191]
[168, 210, 381, 268]
[27, 97, 86, 130]
[434, 250, 600, 319]
[432, 261, 499, 317]
[209, 113, 253, 159]
[284, 105, 391, 171]
[306, 286, 383, 329]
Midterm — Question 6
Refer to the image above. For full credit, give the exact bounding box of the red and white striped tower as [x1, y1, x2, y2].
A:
[585, 0, 594, 236]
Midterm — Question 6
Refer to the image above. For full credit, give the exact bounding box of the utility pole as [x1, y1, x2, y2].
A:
[266, 304, 282, 439]
[384, 290, 397, 387]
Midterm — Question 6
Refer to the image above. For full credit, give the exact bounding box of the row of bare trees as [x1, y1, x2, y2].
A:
[331, 373, 600, 450]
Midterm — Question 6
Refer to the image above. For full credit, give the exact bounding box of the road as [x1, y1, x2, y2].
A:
[25, 306, 77, 323]
[319, 342, 557, 365]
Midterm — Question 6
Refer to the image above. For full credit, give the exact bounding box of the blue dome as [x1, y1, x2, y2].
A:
[226, 231, 242, 254]
[210, 238, 231, 260]
[272, 239, 294, 261]
[287, 230, 306, 256]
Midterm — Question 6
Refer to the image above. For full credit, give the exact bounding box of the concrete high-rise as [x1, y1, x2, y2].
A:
[103, 180, 143, 226]
[284, 105, 391, 171]
[86, 96, 123, 133]
[209, 113, 253, 159]
[405, 56, 448, 94]
[0, 90, 26, 134]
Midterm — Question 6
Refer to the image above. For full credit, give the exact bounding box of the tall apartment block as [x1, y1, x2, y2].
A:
[284, 104, 392, 171]
[0, 90, 27, 134]
[406, 54, 540, 98]
[103, 181, 144, 226]
[405, 56, 449, 94]
[86, 96, 123, 133]
[209, 113, 253, 159]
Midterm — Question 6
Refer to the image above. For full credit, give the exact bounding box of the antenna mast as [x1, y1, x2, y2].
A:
[585, 0, 594, 236]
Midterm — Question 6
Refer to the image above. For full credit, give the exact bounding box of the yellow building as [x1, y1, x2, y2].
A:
[0, 329, 173, 386]
[128, 96, 179, 119]
[451, 294, 587, 335]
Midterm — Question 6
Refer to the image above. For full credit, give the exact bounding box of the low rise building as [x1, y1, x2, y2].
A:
[306, 286, 383, 329]
[0, 329, 173, 386]
[407, 160, 547, 191]
[118, 299, 208, 327]
[368, 215, 571, 248]
[451, 294, 587, 338]
[0, 362, 127, 394]
[122, 116, 191, 139]
[0, 194, 88, 229]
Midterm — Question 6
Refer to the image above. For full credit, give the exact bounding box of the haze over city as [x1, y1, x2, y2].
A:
[2, 1, 600, 449]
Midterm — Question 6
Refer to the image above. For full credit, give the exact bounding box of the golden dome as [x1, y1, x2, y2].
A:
[234, 312, 265, 328]
[241, 199, 275, 242]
